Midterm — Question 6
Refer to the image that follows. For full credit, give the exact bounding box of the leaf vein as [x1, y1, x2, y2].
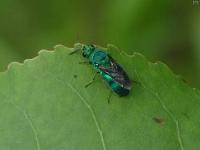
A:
[142, 84, 184, 150]
[0, 93, 41, 150]
[23, 111, 41, 150]
[9, 102, 41, 150]
[134, 69, 184, 150]
[54, 77, 107, 150]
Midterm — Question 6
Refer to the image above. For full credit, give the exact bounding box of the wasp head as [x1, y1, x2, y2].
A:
[82, 44, 95, 58]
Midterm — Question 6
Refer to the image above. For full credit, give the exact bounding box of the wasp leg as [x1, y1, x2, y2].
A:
[85, 72, 98, 88]
[131, 80, 141, 85]
[107, 90, 113, 104]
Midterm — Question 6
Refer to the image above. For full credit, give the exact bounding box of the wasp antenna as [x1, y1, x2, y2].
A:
[69, 43, 83, 55]
[74, 43, 83, 49]
[69, 48, 80, 55]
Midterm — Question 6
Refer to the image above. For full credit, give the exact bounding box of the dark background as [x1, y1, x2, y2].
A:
[0, 0, 199, 88]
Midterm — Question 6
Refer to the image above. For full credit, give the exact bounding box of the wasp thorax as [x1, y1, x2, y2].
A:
[92, 51, 110, 66]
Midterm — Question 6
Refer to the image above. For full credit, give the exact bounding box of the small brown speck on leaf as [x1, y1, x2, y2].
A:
[153, 117, 165, 125]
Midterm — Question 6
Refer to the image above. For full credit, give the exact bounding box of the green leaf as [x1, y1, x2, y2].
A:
[0, 44, 199, 150]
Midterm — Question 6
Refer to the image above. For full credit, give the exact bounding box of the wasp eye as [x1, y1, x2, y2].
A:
[82, 53, 86, 57]
[90, 45, 95, 49]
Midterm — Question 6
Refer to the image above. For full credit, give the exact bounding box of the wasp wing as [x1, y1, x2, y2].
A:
[99, 55, 132, 89]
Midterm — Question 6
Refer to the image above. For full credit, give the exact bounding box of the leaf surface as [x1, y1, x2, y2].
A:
[0, 44, 199, 150]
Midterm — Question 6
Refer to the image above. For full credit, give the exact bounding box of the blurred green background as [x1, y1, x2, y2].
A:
[0, 0, 199, 88]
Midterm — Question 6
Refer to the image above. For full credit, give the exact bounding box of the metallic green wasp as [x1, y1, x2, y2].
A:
[70, 44, 132, 98]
